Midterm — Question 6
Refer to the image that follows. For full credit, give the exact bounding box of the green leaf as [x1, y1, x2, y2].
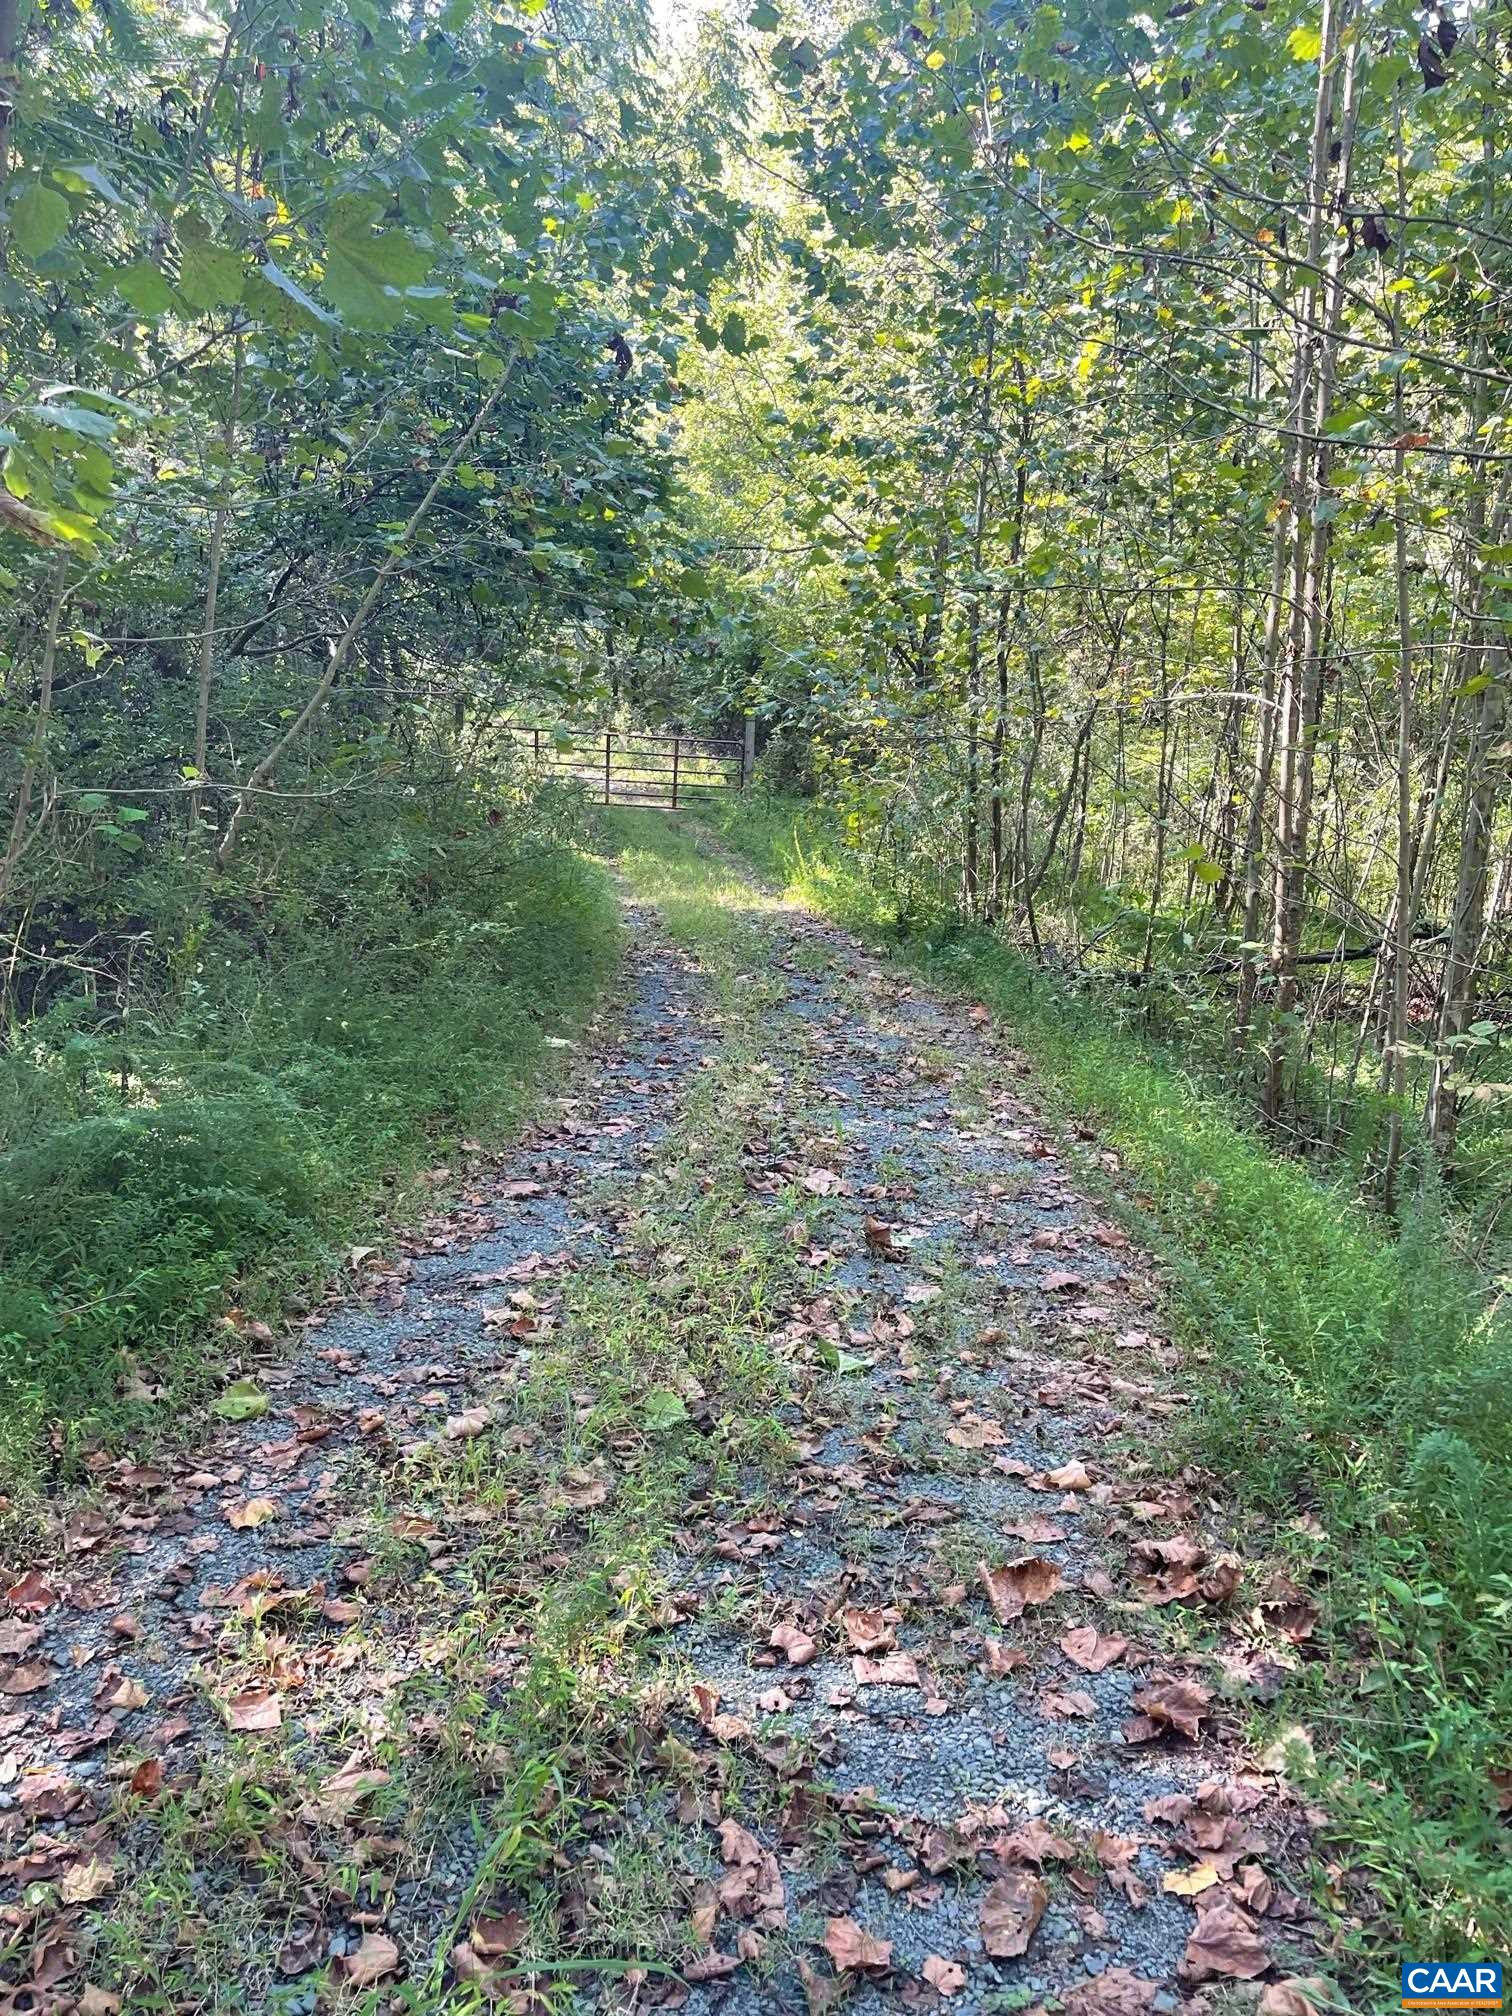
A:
[642, 1387, 689, 1431]
[257, 260, 338, 326]
[213, 1378, 269, 1422]
[179, 240, 245, 311]
[114, 260, 177, 316]
[720, 311, 749, 356]
[56, 164, 126, 205]
[27, 404, 117, 442]
[1286, 24, 1322, 59]
[10, 184, 71, 259]
[748, 0, 781, 26]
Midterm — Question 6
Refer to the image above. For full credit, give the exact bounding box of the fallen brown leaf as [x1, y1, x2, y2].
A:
[1180, 1897, 1270, 1982]
[770, 1622, 817, 1666]
[923, 1955, 967, 1996]
[59, 1857, 116, 1904]
[444, 1405, 491, 1440]
[981, 1638, 1029, 1675]
[842, 1606, 898, 1653]
[823, 1917, 892, 1973]
[343, 1932, 401, 1987]
[852, 1651, 920, 1687]
[1061, 1968, 1161, 2015]
[222, 1687, 282, 1732]
[980, 1870, 1047, 1957]
[1259, 1979, 1332, 2016]
[1125, 1676, 1213, 1743]
[979, 1556, 1063, 1623]
[1060, 1625, 1128, 1672]
[2, 1658, 56, 1695]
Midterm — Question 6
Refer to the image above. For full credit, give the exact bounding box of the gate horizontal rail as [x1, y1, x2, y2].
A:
[504, 724, 748, 807]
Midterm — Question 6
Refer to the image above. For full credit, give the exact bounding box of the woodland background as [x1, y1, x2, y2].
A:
[1, 0, 1509, 1969]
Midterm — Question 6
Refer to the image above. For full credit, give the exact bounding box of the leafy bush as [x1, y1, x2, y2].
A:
[0, 783, 617, 1486]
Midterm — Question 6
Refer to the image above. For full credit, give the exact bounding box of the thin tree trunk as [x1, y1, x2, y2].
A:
[1381, 96, 1418, 1216]
[0, 560, 67, 910]
[1263, 0, 1362, 1121]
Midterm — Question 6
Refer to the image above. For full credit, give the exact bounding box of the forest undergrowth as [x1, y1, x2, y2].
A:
[0, 783, 618, 1500]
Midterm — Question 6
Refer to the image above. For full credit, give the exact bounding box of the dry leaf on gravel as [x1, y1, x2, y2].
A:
[1004, 1516, 1066, 1543]
[980, 1871, 1047, 1958]
[227, 1497, 278, 1530]
[1061, 1968, 1161, 2015]
[1180, 1897, 1270, 1982]
[922, 1955, 967, 1996]
[823, 1917, 892, 1973]
[5, 1571, 58, 1612]
[798, 1955, 844, 2016]
[770, 1622, 817, 1666]
[1041, 1688, 1097, 1719]
[979, 1556, 1063, 1623]
[130, 1758, 164, 1799]
[684, 1951, 742, 1982]
[59, 1857, 115, 1904]
[852, 1651, 920, 1687]
[1060, 1625, 1128, 1672]
[997, 1819, 1073, 1865]
[717, 1818, 787, 1928]
[981, 1639, 1029, 1675]
[1045, 1460, 1092, 1490]
[1259, 1980, 1331, 2016]
[1125, 1676, 1213, 1743]
[842, 1606, 898, 1653]
[1162, 1862, 1221, 1897]
[222, 1687, 282, 1732]
[1, 1659, 56, 1695]
[343, 1933, 401, 1986]
[946, 1415, 1005, 1449]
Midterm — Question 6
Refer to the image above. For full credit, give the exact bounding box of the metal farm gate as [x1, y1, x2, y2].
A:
[505, 724, 750, 807]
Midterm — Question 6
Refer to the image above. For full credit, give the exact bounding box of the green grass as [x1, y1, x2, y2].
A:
[0, 783, 619, 1493]
[693, 790, 1512, 1973]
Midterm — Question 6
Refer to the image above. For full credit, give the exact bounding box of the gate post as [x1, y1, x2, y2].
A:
[672, 736, 680, 809]
[604, 730, 612, 806]
[742, 714, 756, 789]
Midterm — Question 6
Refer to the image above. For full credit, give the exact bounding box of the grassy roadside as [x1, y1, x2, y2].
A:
[0, 791, 619, 1498]
[689, 792, 1512, 1970]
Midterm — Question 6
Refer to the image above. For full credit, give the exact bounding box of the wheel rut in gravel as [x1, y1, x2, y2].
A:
[0, 831, 1321, 2016]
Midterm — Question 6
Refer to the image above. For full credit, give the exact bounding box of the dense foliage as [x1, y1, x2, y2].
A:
[3, 0, 1511, 1978]
[0, 0, 748, 1472]
[671, 0, 1512, 1228]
